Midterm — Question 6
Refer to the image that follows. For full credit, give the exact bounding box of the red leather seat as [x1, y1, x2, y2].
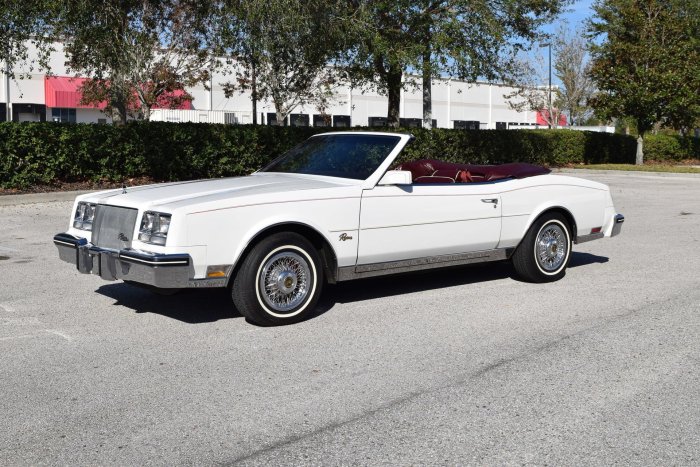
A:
[393, 159, 550, 184]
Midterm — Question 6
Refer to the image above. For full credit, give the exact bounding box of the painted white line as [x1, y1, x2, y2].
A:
[44, 329, 73, 341]
[0, 303, 16, 313]
[0, 334, 33, 341]
[0, 246, 19, 252]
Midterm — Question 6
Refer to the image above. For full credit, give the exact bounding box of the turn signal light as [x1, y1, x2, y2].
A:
[206, 265, 232, 278]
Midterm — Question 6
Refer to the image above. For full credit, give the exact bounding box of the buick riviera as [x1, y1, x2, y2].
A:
[54, 132, 624, 325]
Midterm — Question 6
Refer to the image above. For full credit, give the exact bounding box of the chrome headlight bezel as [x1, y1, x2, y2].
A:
[138, 211, 171, 246]
[73, 202, 96, 231]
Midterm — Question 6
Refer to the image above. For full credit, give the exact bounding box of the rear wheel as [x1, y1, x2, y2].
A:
[512, 213, 572, 283]
[231, 232, 323, 326]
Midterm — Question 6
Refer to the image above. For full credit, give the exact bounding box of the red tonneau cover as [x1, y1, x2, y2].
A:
[394, 159, 551, 183]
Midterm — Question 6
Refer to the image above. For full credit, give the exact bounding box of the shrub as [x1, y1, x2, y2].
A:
[0, 122, 638, 190]
[643, 134, 700, 161]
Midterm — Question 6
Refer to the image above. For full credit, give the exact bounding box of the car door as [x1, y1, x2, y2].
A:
[356, 182, 502, 265]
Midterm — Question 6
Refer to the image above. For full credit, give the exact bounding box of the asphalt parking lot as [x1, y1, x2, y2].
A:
[1, 170, 699, 465]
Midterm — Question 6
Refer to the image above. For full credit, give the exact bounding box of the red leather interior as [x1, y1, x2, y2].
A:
[414, 175, 456, 184]
[393, 159, 550, 184]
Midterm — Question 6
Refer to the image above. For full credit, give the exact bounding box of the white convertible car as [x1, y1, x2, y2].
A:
[54, 132, 624, 325]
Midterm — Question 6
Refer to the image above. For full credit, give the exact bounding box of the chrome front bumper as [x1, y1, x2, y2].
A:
[53, 233, 223, 289]
[611, 214, 624, 237]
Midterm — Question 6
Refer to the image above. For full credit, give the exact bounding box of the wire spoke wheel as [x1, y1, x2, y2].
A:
[535, 223, 568, 272]
[258, 251, 311, 314]
[512, 213, 571, 283]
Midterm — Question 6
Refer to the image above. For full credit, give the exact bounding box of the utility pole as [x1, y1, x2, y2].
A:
[540, 43, 552, 129]
[548, 43, 552, 129]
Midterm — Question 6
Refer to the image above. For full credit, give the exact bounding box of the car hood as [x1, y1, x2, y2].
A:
[80, 173, 362, 212]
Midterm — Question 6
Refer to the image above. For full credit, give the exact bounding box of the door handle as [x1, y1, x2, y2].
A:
[481, 198, 498, 208]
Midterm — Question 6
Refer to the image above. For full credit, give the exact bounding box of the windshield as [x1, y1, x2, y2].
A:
[262, 134, 401, 180]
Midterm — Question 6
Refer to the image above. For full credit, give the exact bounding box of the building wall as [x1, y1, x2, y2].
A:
[2, 41, 538, 128]
[76, 109, 110, 124]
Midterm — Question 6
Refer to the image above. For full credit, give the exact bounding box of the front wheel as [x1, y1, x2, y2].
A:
[231, 232, 323, 326]
[512, 213, 572, 283]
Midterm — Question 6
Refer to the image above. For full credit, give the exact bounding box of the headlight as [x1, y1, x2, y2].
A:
[138, 211, 171, 246]
[73, 202, 96, 230]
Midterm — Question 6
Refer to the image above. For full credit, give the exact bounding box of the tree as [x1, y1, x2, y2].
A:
[344, 0, 568, 128]
[505, 52, 565, 128]
[218, 0, 348, 126]
[553, 25, 595, 126]
[0, 0, 55, 77]
[57, 0, 214, 123]
[588, 0, 700, 164]
[507, 24, 595, 128]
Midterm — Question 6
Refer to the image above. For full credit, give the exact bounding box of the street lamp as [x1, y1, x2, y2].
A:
[541, 42, 552, 129]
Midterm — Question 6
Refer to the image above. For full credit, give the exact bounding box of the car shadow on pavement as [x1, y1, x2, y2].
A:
[96, 283, 241, 324]
[95, 251, 607, 324]
[314, 251, 609, 312]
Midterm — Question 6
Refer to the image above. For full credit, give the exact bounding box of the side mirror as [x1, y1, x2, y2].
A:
[378, 170, 412, 186]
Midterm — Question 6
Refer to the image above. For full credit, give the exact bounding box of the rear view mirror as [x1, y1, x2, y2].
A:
[378, 170, 412, 186]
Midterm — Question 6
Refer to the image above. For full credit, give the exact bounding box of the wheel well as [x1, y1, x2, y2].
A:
[534, 207, 577, 239]
[228, 223, 339, 287]
[510, 207, 577, 258]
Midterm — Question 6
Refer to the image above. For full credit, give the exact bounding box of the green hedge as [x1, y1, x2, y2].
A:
[643, 134, 700, 161]
[0, 122, 638, 190]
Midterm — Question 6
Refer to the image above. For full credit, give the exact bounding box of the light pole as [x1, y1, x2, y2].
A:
[541, 42, 552, 129]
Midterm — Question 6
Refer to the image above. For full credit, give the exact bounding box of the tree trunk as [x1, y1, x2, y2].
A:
[275, 108, 285, 126]
[141, 104, 151, 121]
[251, 60, 258, 125]
[112, 100, 128, 126]
[422, 45, 432, 129]
[636, 134, 644, 165]
[386, 63, 402, 128]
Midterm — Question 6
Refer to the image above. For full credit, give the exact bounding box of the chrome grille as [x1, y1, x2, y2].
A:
[91, 205, 138, 250]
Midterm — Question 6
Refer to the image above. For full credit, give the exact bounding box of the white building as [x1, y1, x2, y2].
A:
[2, 42, 542, 129]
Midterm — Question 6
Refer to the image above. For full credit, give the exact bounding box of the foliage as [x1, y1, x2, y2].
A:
[588, 0, 700, 163]
[643, 134, 700, 162]
[216, 0, 348, 125]
[507, 24, 595, 128]
[0, 122, 639, 190]
[505, 47, 565, 129]
[343, 0, 569, 127]
[55, 0, 214, 123]
[553, 25, 595, 126]
[0, 0, 56, 77]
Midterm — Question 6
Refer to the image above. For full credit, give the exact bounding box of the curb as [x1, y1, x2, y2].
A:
[0, 190, 91, 207]
[552, 168, 700, 178]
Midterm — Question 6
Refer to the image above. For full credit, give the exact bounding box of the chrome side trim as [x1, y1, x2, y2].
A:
[185, 278, 227, 288]
[575, 232, 604, 244]
[337, 248, 511, 281]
